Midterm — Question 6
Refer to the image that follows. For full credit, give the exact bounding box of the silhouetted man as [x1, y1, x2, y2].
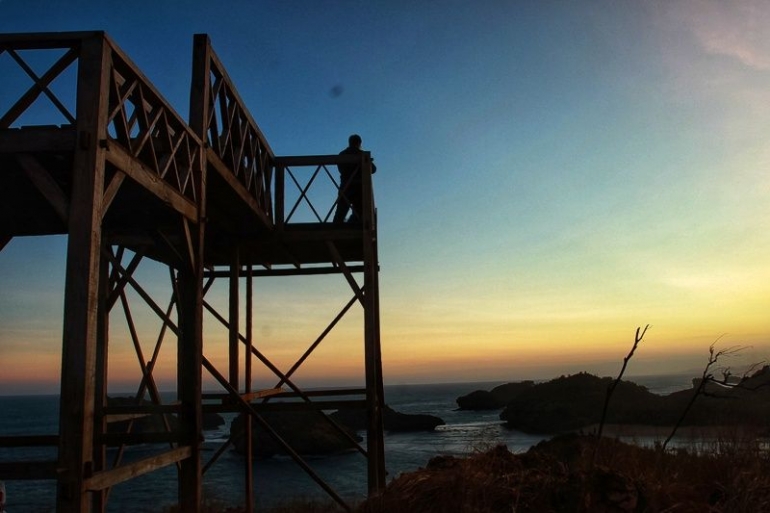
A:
[333, 134, 376, 224]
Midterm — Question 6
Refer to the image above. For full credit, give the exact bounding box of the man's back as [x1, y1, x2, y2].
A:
[338, 145, 363, 184]
[333, 134, 375, 224]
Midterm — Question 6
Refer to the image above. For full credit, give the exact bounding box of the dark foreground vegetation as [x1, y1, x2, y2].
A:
[359, 434, 770, 513]
[165, 431, 770, 513]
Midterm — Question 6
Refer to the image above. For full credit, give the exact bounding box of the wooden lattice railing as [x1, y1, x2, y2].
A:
[105, 35, 203, 206]
[0, 31, 204, 207]
[0, 32, 82, 129]
[274, 154, 376, 227]
[191, 34, 274, 224]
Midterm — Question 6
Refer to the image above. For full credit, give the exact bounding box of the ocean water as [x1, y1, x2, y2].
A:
[0, 375, 694, 512]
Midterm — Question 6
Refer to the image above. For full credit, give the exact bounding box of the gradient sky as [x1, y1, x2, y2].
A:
[1, 1, 770, 394]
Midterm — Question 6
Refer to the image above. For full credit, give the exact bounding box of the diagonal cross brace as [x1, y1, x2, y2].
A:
[201, 356, 352, 513]
[0, 47, 78, 127]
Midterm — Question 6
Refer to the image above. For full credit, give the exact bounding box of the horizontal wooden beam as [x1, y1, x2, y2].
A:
[202, 388, 366, 401]
[102, 403, 181, 415]
[105, 140, 198, 222]
[271, 388, 368, 398]
[260, 399, 367, 411]
[104, 413, 151, 423]
[0, 461, 58, 480]
[204, 265, 365, 278]
[278, 226, 363, 242]
[202, 399, 367, 414]
[0, 126, 76, 153]
[84, 446, 191, 491]
[275, 154, 362, 167]
[238, 388, 284, 402]
[98, 431, 180, 446]
[0, 435, 59, 447]
[0, 31, 102, 49]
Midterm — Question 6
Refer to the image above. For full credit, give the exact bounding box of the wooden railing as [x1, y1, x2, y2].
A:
[0, 31, 204, 209]
[0, 32, 83, 128]
[1, 32, 375, 233]
[104, 34, 203, 206]
[191, 34, 274, 225]
[274, 153, 376, 229]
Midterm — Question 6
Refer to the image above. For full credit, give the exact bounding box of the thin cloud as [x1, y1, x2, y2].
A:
[683, 0, 770, 71]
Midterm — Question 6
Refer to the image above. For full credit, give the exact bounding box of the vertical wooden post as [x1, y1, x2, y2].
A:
[176, 264, 203, 512]
[57, 32, 110, 513]
[178, 32, 209, 513]
[244, 265, 254, 510]
[229, 250, 240, 389]
[275, 164, 285, 230]
[189, 34, 211, 146]
[176, 160, 206, 512]
[229, 249, 243, 503]
[361, 155, 386, 493]
[91, 252, 110, 513]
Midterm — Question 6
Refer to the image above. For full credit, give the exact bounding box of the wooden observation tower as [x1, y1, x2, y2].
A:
[0, 32, 384, 512]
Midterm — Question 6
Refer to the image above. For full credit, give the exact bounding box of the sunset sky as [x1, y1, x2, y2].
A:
[1, 1, 770, 394]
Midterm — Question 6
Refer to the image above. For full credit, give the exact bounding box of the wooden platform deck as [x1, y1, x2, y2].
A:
[0, 126, 369, 268]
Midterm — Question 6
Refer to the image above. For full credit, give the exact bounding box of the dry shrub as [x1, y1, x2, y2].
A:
[163, 498, 343, 513]
[358, 434, 770, 513]
[264, 499, 345, 513]
[163, 498, 246, 513]
[358, 443, 578, 513]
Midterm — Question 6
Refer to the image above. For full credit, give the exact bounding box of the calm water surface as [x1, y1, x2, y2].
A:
[0, 375, 694, 512]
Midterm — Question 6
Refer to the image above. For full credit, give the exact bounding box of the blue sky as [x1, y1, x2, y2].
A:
[2, 1, 770, 393]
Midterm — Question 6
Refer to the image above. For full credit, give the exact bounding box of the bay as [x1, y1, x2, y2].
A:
[0, 374, 693, 512]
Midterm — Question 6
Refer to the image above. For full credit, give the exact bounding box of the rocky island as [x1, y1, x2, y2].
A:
[330, 404, 444, 432]
[230, 410, 363, 458]
[231, 405, 444, 458]
[456, 367, 770, 434]
[456, 381, 535, 410]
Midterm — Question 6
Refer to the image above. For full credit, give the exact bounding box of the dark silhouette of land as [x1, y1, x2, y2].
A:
[457, 368, 770, 435]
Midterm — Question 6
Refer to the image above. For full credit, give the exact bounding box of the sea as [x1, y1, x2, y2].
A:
[0, 374, 695, 512]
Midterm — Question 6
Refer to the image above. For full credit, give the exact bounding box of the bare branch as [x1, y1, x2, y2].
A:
[662, 342, 745, 451]
[593, 325, 649, 466]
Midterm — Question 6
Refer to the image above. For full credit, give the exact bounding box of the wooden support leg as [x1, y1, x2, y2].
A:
[229, 248, 239, 390]
[176, 265, 203, 512]
[244, 266, 254, 510]
[91, 253, 110, 512]
[364, 236, 386, 493]
[58, 217, 102, 513]
[57, 32, 109, 513]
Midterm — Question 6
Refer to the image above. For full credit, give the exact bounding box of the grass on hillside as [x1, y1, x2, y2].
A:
[357, 433, 770, 513]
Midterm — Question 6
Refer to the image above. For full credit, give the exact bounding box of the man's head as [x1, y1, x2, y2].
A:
[349, 134, 362, 148]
